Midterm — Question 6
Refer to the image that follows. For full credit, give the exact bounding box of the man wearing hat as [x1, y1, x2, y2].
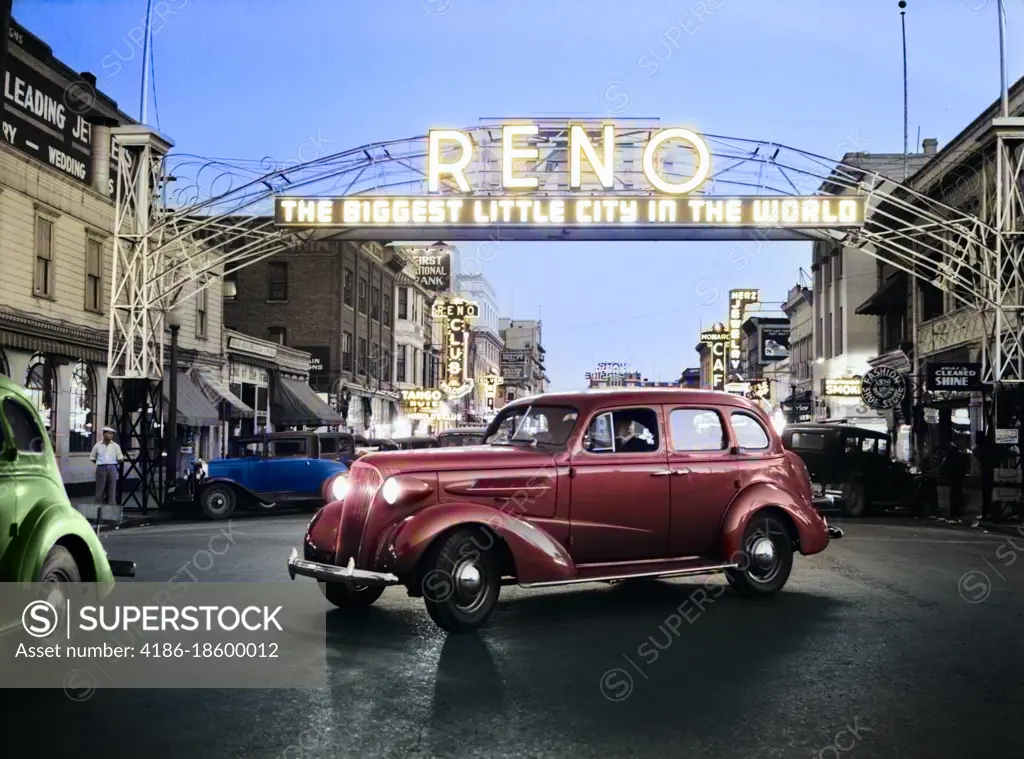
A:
[90, 426, 125, 505]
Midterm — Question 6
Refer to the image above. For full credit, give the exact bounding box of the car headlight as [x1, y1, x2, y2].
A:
[330, 475, 349, 501]
[381, 477, 401, 505]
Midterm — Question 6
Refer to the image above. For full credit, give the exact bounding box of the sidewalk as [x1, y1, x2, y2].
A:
[70, 501, 180, 531]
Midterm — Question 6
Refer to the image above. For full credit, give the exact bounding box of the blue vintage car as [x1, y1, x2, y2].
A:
[172, 431, 352, 520]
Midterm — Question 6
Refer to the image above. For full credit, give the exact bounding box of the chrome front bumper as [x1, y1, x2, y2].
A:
[287, 548, 400, 588]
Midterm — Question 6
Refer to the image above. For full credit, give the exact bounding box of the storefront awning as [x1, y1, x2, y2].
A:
[856, 273, 906, 316]
[195, 371, 255, 419]
[273, 377, 345, 427]
[163, 372, 220, 427]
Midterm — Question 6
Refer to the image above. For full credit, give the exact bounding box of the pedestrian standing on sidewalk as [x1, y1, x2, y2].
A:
[940, 440, 967, 519]
[90, 426, 124, 505]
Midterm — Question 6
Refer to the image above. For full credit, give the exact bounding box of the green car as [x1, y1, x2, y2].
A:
[0, 375, 135, 584]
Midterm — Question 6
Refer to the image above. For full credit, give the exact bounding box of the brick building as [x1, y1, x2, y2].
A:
[223, 238, 404, 434]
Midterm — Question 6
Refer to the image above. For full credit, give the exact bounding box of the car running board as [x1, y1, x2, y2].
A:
[519, 561, 738, 589]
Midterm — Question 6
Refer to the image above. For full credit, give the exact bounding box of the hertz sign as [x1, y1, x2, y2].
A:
[273, 124, 866, 240]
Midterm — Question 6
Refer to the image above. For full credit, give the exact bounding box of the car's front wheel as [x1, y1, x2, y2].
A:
[726, 513, 794, 598]
[422, 527, 500, 633]
[39, 545, 82, 584]
[841, 479, 867, 517]
[319, 582, 385, 609]
[200, 484, 236, 520]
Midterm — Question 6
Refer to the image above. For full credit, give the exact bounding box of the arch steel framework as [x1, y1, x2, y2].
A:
[105, 118, 1024, 509]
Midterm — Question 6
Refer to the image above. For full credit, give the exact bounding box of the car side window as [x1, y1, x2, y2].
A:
[2, 398, 45, 452]
[270, 438, 307, 457]
[878, 438, 889, 456]
[669, 409, 726, 451]
[585, 408, 660, 454]
[730, 412, 770, 450]
[319, 436, 338, 454]
[861, 438, 877, 454]
[845, 436, 861, 454]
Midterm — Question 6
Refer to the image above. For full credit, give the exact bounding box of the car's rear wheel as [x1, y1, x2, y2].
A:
[39, 545, 81, 584]
[726, 513, 793, 599]
[841, 479, 867, 517]
[200, 484, 236, 520]
[422, 527, 500, 633]
[319, 582, 385, 609]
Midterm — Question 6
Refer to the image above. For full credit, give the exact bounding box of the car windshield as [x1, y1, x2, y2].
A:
[485, 405, 578, 447]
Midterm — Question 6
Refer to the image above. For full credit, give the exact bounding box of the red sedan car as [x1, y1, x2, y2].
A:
[288, 389, 842, 633]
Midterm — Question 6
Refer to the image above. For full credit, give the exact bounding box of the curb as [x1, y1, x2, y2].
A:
[916, 515, 1023, 537]
[72, 503, 181, 531]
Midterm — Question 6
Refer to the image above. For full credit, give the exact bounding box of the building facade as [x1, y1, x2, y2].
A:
[455, 274, 503, 422]
[781, 281, 814, 422]
[812, 150, 932, 428]
[499, 318, 548, 400]
[857, 76, 1024, 467]
[0, 19, 228, 492]
[223, 238, 401, 435]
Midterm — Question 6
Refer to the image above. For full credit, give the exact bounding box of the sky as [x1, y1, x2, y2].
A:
[14, 0, 1024, 389]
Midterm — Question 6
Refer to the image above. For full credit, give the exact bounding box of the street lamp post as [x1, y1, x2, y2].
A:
[165, 307, 183, 490]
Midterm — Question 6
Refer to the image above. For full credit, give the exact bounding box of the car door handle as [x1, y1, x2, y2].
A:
[672, 468, 691, 476]
[650, 470, 673, 477]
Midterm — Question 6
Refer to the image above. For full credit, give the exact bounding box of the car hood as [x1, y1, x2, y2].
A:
[356, 444, 556, 476]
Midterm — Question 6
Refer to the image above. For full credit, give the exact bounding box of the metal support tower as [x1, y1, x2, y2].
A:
[981, 117, 1024, 429]
[106, 126, 174, 512]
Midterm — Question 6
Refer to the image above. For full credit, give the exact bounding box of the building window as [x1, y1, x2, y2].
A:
[24, 353, 56, 444]
[343, 269, 354, 307]
[825, 312, 832, 359]
[834, 251, 843, 281]
[341, 331, 353, 371]
[358, 278, 367, 314]
[268, 326, 286, 345]
[267, 262, 288, 301]
[0, 348, 9, 377]
[921, 281, 945, 321]
[34, 214, 55, 298]
[835, 306, 843, 355]
[85, 237, 103, 312]
[196, 286, 208, 338]
[816, 317, 823, 358]
[381, 349, 392, 383]
[397, 345, 407, 383]
[357, 337, 367, 374]
[398, 287, 408, 320]
[371, 286, 380, 321]
[68, 360, 96, 453]
[223, 271, 237, 300]
[383, 294, 392, 326]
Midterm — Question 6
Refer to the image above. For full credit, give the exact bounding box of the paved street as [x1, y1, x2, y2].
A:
[3, 515, 1022, 758]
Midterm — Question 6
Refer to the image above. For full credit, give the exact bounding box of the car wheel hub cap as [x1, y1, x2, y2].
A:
[751, 537, 776, 571]
[455, 562, 482, 599]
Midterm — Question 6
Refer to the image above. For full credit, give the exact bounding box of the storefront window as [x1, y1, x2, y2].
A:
[0, 348, 9, 376]
[24, 353, 56, 444]
[68, 360, 96, 452]
[230, 364, 271, 438]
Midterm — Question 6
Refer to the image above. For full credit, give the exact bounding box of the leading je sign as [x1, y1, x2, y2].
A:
[273, 124, 866, 236]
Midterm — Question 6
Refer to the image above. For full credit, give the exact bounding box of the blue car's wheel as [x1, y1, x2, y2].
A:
[200, 484, 236, 520]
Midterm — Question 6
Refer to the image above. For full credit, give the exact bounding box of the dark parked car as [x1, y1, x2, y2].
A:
[781, 423, 937, 517]
[288, 389, 841, 633]
[392, 436, 439, 450]
[436, 427, 486, 447]
[170, 431, 350, 519]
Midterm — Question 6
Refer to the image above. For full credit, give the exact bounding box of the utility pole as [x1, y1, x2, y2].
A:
[899, 1, 909, 182]
[140, 0, 155, 123]
[998, 0, 1009, 118]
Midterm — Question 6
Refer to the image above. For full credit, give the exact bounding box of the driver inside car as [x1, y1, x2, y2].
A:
[615, 417, 650, 453]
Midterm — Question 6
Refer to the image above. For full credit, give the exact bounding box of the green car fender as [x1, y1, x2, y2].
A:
[0, 501, 114, 584]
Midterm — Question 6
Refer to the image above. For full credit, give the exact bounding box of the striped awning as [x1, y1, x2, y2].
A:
[163, 372, 220, 427]
[195, 370, 255, 418]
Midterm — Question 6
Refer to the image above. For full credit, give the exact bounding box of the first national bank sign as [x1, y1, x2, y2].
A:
[274, 125, 865, 239]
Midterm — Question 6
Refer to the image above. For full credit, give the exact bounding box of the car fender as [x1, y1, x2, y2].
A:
[721, 482, 830, 559]
[0, 501, 114, 584]
[198, 478, 271, 506]
[378, 502, 577, 584]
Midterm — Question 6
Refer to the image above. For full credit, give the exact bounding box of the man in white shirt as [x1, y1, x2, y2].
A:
[90, 426, 125, 505]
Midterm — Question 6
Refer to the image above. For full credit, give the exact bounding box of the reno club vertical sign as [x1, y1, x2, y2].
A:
[434, 297, 478, 400]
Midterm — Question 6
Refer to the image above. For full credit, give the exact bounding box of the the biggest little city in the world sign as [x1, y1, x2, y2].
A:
[273, 125, 865, 240]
